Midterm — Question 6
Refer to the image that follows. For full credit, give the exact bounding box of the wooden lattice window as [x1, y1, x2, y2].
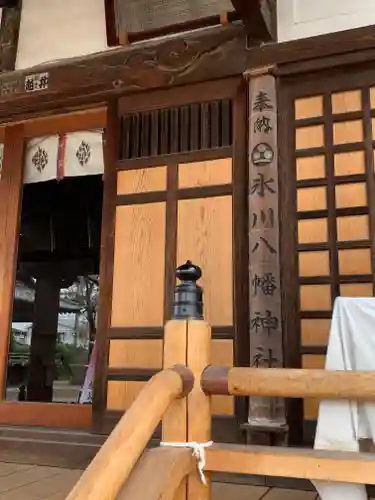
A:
[292, 86, 375, 423]
[119, 99, 233, 160]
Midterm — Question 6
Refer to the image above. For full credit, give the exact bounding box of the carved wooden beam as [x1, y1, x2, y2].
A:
[0, 1, 22, 72]
[0, 23, 251, 122]
[230, 0, 274, 40]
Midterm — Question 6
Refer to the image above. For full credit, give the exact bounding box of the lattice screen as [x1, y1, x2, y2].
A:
[294, 87, 375, 421]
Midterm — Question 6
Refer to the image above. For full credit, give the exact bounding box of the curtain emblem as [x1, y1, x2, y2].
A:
[76, 141, 91, 166]
[32, 147, 48, 173]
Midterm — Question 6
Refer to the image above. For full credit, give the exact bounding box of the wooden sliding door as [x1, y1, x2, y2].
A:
[94, 80, 248, 441]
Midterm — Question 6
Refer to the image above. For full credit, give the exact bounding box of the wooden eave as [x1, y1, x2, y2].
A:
[0, 23, 375, 122]
[0, 23, 251, 123]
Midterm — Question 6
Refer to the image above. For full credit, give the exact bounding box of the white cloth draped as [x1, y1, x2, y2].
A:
[313, 297, 375, 500]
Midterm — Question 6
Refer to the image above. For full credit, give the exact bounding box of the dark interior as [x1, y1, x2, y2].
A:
[9, 175, 103, 402]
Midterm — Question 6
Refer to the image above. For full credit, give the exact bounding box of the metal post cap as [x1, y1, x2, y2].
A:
[176, 260, 202, 282]
[172, 261, 203, 320]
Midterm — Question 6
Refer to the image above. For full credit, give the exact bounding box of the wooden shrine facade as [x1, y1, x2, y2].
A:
[0, 17, 375, 446]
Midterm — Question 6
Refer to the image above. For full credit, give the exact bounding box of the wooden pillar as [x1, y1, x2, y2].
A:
[0, 1, 23, 72]
[0, 125, 25, 399]
[27, 271, 61, 402]
[245, 66, 288, 445]
[162, 261, 211, 500]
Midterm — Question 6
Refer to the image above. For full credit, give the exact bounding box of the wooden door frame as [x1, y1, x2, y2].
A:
[0, 107, 106, 429]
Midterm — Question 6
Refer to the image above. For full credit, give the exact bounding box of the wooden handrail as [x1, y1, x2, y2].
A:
[201, 366, 375, 400]
[205, 444, 375, 484]
[118, 448, 197, 500]
[65, 365, 194, 500]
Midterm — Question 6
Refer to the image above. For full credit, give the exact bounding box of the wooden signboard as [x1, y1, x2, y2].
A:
[247, 68, 287, 443]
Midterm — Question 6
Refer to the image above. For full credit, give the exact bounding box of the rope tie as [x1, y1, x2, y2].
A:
[160, 441, 213, 485]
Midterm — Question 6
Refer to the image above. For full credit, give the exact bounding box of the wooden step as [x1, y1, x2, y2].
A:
[0, 426, 104, 469]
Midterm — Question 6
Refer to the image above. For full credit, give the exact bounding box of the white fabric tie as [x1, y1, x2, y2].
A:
[160, 441, 213, 485]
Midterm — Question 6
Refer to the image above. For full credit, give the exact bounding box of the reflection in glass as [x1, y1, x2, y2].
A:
[7, 275, 99, 403]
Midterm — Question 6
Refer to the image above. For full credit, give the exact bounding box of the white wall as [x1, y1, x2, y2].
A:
[278, 0, 375, 42]
[16, 0, 108, 70]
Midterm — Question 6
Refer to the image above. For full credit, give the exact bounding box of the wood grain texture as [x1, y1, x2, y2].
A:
[295, 96, 323, 120]
[23, 108, 106, 138]
[298, 219, 328, 244]
[93, 102, 117, 429]
[162, 320, 188, 500]
[298, 251, 330, 277]
[203, 364, 375, 400]
[331, 90, 362, 114]
[302, 355, 325, 420]
[338, 248, 372, 275]
[335, 183, 367, 208]
[0, 24, 250, 122]
[297, 187, 327, 212]
[296, 156, 325, 181]
[288, 76, 375, 438]
[177, 196, 233, 326]
[178, 158, 232, 189]
[206, 443, 375, 485]
[300, 319, 331, 347]
[337, 215, 369, 241]
[295, 126, 324, 150]
[0, 402, 92, 429]
[162, 320, 188, 446]
[334, 151, 365, 176]
[0, 2, 22, 72]
[340, 282, 373, 297]
[118, 448, 195, 500]
[117, 167, 167, 195]
[108, 340, 163, 369]
[3, 21, 375, 122]
[186, 320, 212, 500]
[107, 381, 147, 411]
[111, 202, 166, 327]
[0, 125, 24, 398]
[67, 368, 189, 500]
[211, 340, 235, 414]
[333, 120, 363, 145]
[106, 336, 234, 414]
[300, 285, 331, 312]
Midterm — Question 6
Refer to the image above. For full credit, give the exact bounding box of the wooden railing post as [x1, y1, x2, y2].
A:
[65, 367, 194, 500]
[162, 261, 211, 500]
